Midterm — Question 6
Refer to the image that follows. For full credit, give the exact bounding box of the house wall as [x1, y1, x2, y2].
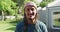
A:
[38, 6, 60, 29]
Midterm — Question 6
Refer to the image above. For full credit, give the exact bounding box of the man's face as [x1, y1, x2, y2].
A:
[25, 6, 37, 20]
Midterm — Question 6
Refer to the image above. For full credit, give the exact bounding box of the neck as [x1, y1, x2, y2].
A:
[27, 18, 36, 24]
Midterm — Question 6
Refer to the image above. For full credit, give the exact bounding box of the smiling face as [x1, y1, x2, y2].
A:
[25, 6, 37, 20]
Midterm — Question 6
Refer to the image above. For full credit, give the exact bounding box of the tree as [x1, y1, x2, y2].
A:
[11, 0, 54, 15]
[39, 1, 48, 8]
[39, 0, 54, 8]
[0, 0, 17, 20]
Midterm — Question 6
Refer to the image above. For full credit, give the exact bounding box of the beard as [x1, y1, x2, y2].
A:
[28, 17, 34, 21]
[25, 13, 37, 24]
[28, 13, 35, 19]
[27, 14, 37, 21]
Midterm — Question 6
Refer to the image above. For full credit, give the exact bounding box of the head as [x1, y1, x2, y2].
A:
[24, 2, 37, 24]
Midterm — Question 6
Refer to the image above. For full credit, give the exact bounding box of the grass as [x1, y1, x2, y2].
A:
[0, 18, 22, 32]
[53, 19, 60, 26]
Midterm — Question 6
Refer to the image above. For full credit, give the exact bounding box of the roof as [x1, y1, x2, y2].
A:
[47, 0, 60, 7]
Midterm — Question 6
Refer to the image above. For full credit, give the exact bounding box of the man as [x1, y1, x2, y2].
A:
[15, 2, 48, 32]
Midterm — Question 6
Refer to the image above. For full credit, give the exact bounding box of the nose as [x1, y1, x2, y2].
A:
[30, 10, 33, 13]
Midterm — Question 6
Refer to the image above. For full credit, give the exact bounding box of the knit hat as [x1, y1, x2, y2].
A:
[24, 2, 37, 9]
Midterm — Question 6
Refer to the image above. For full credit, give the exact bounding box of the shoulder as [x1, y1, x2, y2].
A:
[37, 20, 48, 32]
[36, 20, 47, 29]
[37, 20, 46, 26]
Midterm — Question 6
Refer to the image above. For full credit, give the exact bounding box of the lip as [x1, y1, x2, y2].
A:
[28, 13, 34, 15]
[28, 14, 34, 17]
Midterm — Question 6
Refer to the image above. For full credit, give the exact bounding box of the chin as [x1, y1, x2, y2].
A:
[31, 16, 35, 19]
[28, 16, 35, 19]
[29, 17, 35, 20]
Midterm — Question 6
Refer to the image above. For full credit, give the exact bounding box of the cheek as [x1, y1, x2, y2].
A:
[34, 10, 37, 15]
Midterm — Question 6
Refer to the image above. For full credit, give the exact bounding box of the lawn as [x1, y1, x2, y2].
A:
[53, 19, 60, 26]
[0, 19, 22, 32]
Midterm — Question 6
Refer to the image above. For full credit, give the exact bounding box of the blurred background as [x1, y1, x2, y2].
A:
[0, 0, 58, 32]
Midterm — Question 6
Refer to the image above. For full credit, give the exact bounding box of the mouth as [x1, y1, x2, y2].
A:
[28, 13, 34, 16]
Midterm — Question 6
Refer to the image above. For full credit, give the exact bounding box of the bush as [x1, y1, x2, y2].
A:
[39, 2, 48, 8]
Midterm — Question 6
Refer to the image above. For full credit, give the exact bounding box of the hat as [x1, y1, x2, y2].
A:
[24, 2, 37, 9]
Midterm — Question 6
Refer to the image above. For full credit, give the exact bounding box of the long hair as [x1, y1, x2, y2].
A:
[23, 8, 38, 25]
[23, 8, 38, 32]
[23, 2, 38, 32]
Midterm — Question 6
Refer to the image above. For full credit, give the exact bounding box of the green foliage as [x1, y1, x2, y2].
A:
[39, 0, 54, 8]
[0, 0, 18, 15]
[43, 0, 54, 2]
[39, 2, 48, 8]
[11, 0, 54, 15]
[0, 18, 22, 32]
[54, 19, 60, 26]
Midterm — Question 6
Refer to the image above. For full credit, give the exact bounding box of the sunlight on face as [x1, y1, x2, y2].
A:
[25, 6, 37, 19]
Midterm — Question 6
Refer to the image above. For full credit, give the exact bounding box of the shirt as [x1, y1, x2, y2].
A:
[15, 20, 48, 32]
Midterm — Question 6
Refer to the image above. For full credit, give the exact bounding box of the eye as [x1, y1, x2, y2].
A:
[31, 8, 34, 11]
[27, 8, 29, 11]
